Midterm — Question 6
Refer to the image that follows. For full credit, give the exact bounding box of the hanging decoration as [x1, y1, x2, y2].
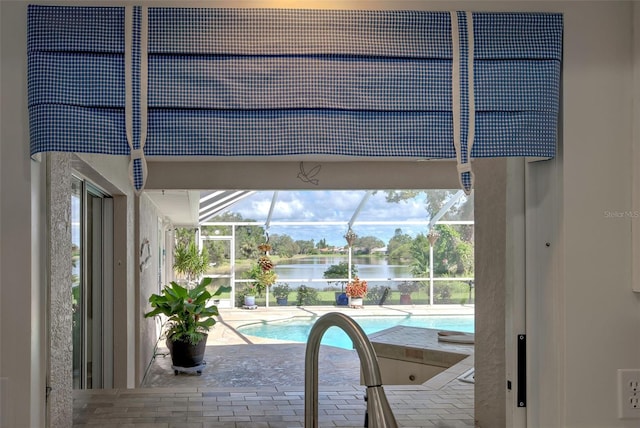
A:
[139, 238, 151, 272]
[427, 230, 440, 246]
[344, 229, 357, 247]
[254, 242, 277, 295]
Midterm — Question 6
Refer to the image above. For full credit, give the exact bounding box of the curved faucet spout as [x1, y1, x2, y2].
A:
[304, 312, 398, 428]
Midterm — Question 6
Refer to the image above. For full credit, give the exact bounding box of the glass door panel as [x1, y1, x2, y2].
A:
[87, 191, 103, 388]
[71, 177, 112, 389]
[71, 178, 82, 389]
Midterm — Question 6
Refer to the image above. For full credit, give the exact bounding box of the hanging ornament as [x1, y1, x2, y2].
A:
[344, 229, 357, 247]
[258, 255, 273, 271]
[258, 243, 272, 254]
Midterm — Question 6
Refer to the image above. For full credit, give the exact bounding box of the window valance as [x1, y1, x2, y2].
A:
[27, 6, 562, 192]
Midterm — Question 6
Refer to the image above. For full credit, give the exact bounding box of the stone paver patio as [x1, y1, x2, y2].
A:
[74, 305, 475, 427]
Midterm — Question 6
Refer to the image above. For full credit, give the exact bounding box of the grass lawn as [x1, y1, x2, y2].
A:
[216, 280, 474, 307]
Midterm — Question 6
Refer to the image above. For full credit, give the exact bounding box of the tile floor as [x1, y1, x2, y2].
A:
[141, 343, 361, 388]
[73, 305, 476, 427]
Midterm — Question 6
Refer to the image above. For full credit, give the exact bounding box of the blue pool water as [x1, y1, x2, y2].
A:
[237, 315, 474, 350]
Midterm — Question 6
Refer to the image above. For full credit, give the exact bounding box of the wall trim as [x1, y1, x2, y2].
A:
[632, 1, 640, 293]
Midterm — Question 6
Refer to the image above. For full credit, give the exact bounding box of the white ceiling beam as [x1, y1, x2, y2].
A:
[427, 190, 466, 231]
[265, 191, 279, 232]
[348, 191, 372, 230]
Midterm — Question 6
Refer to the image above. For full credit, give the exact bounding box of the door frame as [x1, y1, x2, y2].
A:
[72, 176, 114, 390]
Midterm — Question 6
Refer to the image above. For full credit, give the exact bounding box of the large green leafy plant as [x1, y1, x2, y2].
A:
[144, 277, 219, 345]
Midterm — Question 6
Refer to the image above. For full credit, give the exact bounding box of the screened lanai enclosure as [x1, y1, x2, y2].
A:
[167, 189, 475, 309]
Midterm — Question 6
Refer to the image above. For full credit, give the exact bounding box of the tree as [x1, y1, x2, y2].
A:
[384, 190, 473, 221]
[387, 228, 413, 261]
[174, 240, 209, 284]
[409, 233, 431, 279]
[235, 224, 265, 259]
[269, 234, 299, 258]
[408, 225, 473, 280]
[240, 242, 257, 259]
[316, 238, 328, 249]
[174, 227, 197, 248]
[202, 239, 226, 267]
[203, 213, 265, 260]
[323, 261, 358, 291]
[295, 239, 315, 255]
[431, 224, 474, 276]
[353, 235, 384, 254]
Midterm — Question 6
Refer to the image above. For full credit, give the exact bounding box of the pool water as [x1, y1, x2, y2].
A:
[237, 315, 474, 350]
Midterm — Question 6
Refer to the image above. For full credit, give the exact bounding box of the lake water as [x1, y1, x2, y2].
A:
[269, 255, 412, 289]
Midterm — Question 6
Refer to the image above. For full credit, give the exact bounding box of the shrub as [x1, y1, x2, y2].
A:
[296, 285, 319, 306]
[365, 285, 391, 304]
[173, 241, 209, 284]
[438, 284, 452, 301]
[397, 281, 420, 296]
[272, 283, 291, 299]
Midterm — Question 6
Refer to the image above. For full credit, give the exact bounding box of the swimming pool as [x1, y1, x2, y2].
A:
[237, 315, 474, 350]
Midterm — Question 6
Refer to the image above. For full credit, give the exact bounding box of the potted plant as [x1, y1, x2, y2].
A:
[345, 277, 368, 308]
[397, 281, 420, 305]
[243, 244, 278, 305]
[323, 261, 357, 305]
[296, 285, 319, 306]
[238, 282, 258, 307]
[272, 283, 291, 306]
[173, 240, 209, 285]
[144, 277, 218, 371]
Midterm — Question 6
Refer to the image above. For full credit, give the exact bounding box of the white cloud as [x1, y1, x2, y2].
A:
[215, 190, 464, 245]
[229, 190, 433, 222]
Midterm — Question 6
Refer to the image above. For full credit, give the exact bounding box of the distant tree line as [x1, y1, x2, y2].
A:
[194, 211, 387, 266]
[388, 224, 474, 277]
[178, 190, 474, 278]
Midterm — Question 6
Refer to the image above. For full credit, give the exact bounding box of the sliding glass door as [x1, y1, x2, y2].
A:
[71, 177, 113, 389]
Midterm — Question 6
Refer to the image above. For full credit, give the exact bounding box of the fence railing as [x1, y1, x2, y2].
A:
[205, 275, 474, 308]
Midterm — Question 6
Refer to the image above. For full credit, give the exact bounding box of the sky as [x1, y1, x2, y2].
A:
[212, 190, 471, 246]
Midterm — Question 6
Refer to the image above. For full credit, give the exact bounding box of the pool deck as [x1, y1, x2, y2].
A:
[211, 304, 475, 345]
[75, 305, 476, 427]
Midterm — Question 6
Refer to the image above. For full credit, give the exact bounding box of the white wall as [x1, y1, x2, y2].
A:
[1, 2, 35, 427]
[560, 3, 639, 427]
[525, 2, 639, 427]
[633, 0, 640, 293]
[474, 158, 508, 427]
[30, 157, 47, 428]
[0, 0, 639, 426]
[137, 195, 163, 386]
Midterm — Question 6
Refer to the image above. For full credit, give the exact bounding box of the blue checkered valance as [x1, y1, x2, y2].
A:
[27, 6, 562, 192]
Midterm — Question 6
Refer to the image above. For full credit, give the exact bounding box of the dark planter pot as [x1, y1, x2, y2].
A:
[276, 297, 288, 306]
[400, 294, 412, 305]
[166, 334, 207, 368]
[335, 292, 348, 306]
